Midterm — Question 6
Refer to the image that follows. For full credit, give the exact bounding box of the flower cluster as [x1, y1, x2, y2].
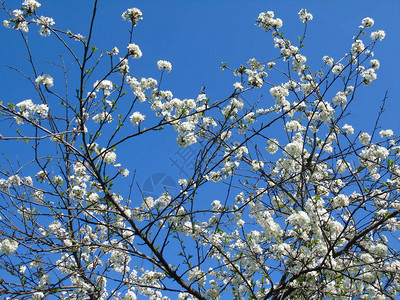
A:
[22, 0, 41, 12]
[15, 99, 49, 124]
[256, 11, 283, 31]
[0, 239, 18, 255]
[35, 74, 54, 88]
[93, 79, 114, 97]
[127, 43, 142, 59]
[298, 9, 313, 23]
[130, 111, 146, 125]
[122, 8, 143, 25]
[34, 15, 54, 36]
[126, 76, 157, 102]
[157, 60, 172, 72]
[92, 112, 113, 123]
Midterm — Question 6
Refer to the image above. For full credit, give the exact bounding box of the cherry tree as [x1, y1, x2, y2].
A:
[0, 1, 399, 299]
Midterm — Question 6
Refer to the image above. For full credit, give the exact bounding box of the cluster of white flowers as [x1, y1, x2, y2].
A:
[336, 159, 351, 174]
[270, 85, 290, 111]
[370, 29, 385, 41]
[130, 111, 146, 125]
[247, 58, 265, 71]
[380, 129, 393, 137]
[292, 53, 307, 74]
[361, 68, 377, 85]
[4, 174, 20, 187]
[251, 160, 264, 171]
[101, 149, 117, 165]
[134, 270, 165, 297]
[285, 120, 304, 132]
[242, 65, 267, 88]
[147, 92, 206, 147]
[93, 79, 113, 97]
[351, 39, 365, 54]
[66, 162, 90, 203]
[15, 99, 49, 124]
[266, 139, 279, 154]
[56, 253, 77, 275]
[31, 292, 44, 300]
[331, 194, 350, 209]
[121, 8, 143, 24]
[287, 211, 311, 228]
[298, 9, 313, 23]
[222, 97, 244, 118]
[187, 267, 206, 287]
[359, 144, 390, 177]
[274, 36, 299, 61]
[119, 58, 130, 74]
[370, 59, 380, 69]
[284, 138, 305, 158]
[126, 76, 157, 102]
[92, 111, 113, 123]
[243, 112, 256, 123]
[332, 63, 344, 74]
[157, 60, 172, 72]
[256, 11, 283, 31]
[322, 55, 334, 66]
[124, 290, 138, 300]
[3, 9, 28, 31]
[48, 220, 67, 239]
[332, 91, 347, 105]
[127, 43, 142, 59]
[35, 74, 54, 88]
[342, 124, 354, 135]
[3, 2, 52, 37]
[0, 239, 18, 255]
[359, 132, 371, 145]
[362, 17, 374, 28]
[109, 244, 131, 273]
[23, 0, 41, 10]
[34, 15, 54, 36]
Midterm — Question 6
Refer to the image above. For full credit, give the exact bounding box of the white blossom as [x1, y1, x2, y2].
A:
[322, 55, 334, 66]
[370, 30, 385, 41]
[359, 132, 371, 145]
[124, 290, 137, 300]
[130, 112, 145, 125]
[157, 60, 172, 72]
[332, 64, 344, 74]
[127, 43, 142, 59]
[362, 17, 374, 28]
[0, 239, 18, 255]
[332, 91, 347, 105]
[35, 74, 54, 88]
[266, 139, 279, 154]
[102, 151, 117, 164]
[298, 9, 313, 23]
[379, 129, 393, 137]
[122, 8, 143, 24]
[370, 59, 380, 69]
[251, 160, 264, 171]
[342, 124, 354, 135]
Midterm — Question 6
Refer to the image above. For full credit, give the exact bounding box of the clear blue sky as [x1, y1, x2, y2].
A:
[1, 0, 399, 194]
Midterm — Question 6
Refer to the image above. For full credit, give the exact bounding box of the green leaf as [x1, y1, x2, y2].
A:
[7, 102, 15, 110]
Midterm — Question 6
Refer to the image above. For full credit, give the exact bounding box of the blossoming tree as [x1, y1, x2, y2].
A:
[0, 1, 399, 299]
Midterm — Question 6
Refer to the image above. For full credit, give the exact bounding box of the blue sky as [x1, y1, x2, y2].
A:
[1, 0, 399, 198]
